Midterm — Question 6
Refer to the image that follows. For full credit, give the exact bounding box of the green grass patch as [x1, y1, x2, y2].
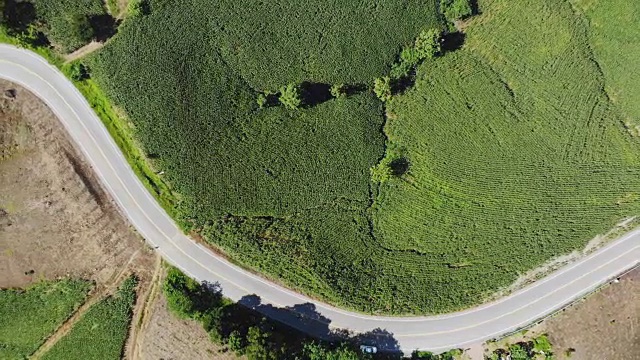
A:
[0, 279, 93, 359]
[41, 276, 138, 360]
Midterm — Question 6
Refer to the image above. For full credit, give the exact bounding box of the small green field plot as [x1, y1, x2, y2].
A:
[569, 0, 640, 133]
[0, 279, 92, 359]
[41, 276, 137, 360]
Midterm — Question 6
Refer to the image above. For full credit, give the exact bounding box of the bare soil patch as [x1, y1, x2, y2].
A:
[0, 79, 153, 289]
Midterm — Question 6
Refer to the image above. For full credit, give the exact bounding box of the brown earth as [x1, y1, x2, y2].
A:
[542, 267, 639, 360]
[0, 79, 233, 359]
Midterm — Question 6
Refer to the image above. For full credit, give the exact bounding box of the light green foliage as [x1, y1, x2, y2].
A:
[41, 277, 138, 360]
[227, 330, 244, 353]
[256, 93, 268, 108]
[0, 279, 92, 359]
[32, 0, 106, 52]
[373, 76, 392, 101]
[330, 84, 346, 98]
[440, 0, 473, 22]
[371, 0, 640, 312]
[533, 334, 553, 354]
[569, 0, 640, 133]
[126, 0, 148, 17]
[279, 83, 302, 109]
[370, 158, 394, 183]
[414, 28, 442, 60]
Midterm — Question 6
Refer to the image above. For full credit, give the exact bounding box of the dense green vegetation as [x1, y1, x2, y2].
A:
[0, 279, 92, 359]
[3, 0, 640, 316]
[41, 276, 137, 360]
[30, 0, 108, 52]
[370, 0, 640, 311]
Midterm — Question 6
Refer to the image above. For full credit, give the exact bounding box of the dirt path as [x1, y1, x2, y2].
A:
[64, 41, 104, 63]
[127, 254, 163, 360]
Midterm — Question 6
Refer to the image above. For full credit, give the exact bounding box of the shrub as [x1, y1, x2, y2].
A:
[373, 77, 392, 102]
[440, 0, 473, 22]
[279, 83, 302, 109]
[330, 83, 346, 98]
[256, 93, 268, 108]
[414, 28, 441, 60]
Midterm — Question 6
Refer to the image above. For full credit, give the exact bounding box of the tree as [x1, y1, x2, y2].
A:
[256, 93, 268, 108]
[245, 326, 277, 360]
[370, 158, 393, 183]
[69, 13, 94, 44]
[303, 342, 362, 360]
[227, 330, 244, 354]
[440, 0, 473, 22]
[414, 28, 441, 60]
[279, 84, 302, 109]
[373, 77, 392, 102]
[67, 62, 90, 81]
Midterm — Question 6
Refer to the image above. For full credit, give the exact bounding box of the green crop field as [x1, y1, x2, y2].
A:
[0, 279, 92, 359]
[5, 0, 640, 314]
[569, 0, 640, 131]
[90, 0, 640, 314]
[41, 276, 137, 360]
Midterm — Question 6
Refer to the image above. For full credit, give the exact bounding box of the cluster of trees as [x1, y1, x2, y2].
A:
[374, 28, 442, 102]
[439, 0, 474, 23]
[163, 267, 366, 360]
[256, 82, 349, 110]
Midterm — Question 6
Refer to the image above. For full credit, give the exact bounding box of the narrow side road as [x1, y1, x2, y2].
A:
[1, 44, 637, 353]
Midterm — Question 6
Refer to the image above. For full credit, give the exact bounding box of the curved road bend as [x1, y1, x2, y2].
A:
[1, 44, 638, 353]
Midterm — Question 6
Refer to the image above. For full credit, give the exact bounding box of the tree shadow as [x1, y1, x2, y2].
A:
[237, 293, 403, 356]
[391, 74, 416, 96]
[89, 14, 120, 43]
[441, 32, 466, 52]
[390, 157, 409, 176]
[4, 0, 36, 33]
[300, 82, 332, 107]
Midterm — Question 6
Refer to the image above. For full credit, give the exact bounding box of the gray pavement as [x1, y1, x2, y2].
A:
[1, 44, 638, 353]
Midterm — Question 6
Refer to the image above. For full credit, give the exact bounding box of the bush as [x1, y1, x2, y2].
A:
[330, 83, 346, 98]
[440, 0, 473, 22]
[279, 83, 302, 109]
[256, 93, 268, 108]
[373, 77, 392, 102]
[414, 28, 441, 60]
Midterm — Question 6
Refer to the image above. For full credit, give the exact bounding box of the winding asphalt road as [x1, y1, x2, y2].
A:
[1, 44, 638, 354]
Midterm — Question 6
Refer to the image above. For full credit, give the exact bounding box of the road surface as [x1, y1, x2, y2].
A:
[1, 44, 638, 353]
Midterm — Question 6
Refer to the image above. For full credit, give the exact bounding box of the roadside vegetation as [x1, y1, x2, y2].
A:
[0, 279, 92, 359]
[486, 334, 555, 360]
[40, 276, 138, 360]
[163, 266, 463, 360]
[1, 0, 640, 317]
